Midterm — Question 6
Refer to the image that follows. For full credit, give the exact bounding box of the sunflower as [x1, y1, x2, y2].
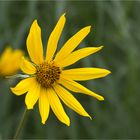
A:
[0, 47, 23, 77]
[11, 14, 111, 126]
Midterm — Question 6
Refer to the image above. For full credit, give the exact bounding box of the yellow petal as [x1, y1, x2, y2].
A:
[54, 84, 91, 119]
[6, 49, 23, 74]
[0, 47, 12, 65]
[39, 88, 50, 124]
[12, 49, 23, 60]
[47, 88, 70, 126]
[0, 48, 13, 75]
[59, 77, 104, 101]
[25, 80, 40, 109]
[11, 77, 35, 95]
[54, 26, 91, 63]
[20, 57, 36, 75]
[62, 67, 111, 81]
[27, 20, 44, 64]
[57, 46, 103, 67]
[0, 47, 23, 76]
[46, 14, 66, 62]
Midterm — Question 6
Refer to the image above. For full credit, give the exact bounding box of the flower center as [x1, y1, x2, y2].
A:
[36, 62, 61, 88]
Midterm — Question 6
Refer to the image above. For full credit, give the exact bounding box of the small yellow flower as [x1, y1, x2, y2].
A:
[0, 47, 23, 76]
[11, 14, 111, 126]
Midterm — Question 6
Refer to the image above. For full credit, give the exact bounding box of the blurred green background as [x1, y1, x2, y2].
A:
[0, 0, 140, 139]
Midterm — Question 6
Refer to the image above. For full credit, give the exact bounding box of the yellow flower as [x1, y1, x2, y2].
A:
[0, 47, 23, 76]
[11, 14, 111, 126]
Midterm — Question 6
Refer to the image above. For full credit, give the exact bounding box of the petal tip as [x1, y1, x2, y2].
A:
[32, 19, 39, 28]
[10, 87, 20, 96]
[26, 105, 33, 110]
[62, 13, 66, 17]
[83, 26, 91, 33]
[64, 119, 70, 126]
[89, 116, 92, 120]
[95, 46, 104, 52]
[10, 87, 15, 93]
[105, 70, 111, 76]
[107, 70, 111, 74]
[66, 122, 70, 127]
[10, 87, 15, 91]
[99, 45, 104, 49]
[42, 120, 46, 125]
[61, 13, 66, 22]
[87, 26, 91, 31]
[87, 114, 92, 120]
[33, 19, 38, 23]
[99, 96, 104, 101]
[102, 69, 111, 77]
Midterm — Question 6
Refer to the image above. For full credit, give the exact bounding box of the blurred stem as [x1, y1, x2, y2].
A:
[13, 108, 28, 139]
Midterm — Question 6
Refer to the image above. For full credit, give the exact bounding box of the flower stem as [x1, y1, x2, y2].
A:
[13, 108, 28, 139]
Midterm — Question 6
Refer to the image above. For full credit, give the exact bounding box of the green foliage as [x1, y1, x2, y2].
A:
[0, 0, 140, 139]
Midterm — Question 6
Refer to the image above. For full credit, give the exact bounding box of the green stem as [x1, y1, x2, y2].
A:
[13, 108, 28, 139]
